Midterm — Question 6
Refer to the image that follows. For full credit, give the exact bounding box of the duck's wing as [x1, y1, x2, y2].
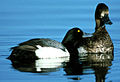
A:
[19, 38, 66, 51]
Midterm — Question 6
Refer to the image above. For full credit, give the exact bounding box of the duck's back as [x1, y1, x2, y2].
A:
[19, 38, 65, 51]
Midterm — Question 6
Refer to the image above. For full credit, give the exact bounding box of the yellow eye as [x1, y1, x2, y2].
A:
[77, 30, 80, 32]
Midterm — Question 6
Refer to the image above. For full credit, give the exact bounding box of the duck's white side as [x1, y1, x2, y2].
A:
[35, 45, 70, 58]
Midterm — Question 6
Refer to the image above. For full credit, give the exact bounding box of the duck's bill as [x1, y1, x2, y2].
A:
[103, 14, 113, 25]
[105, 18, 112, 25]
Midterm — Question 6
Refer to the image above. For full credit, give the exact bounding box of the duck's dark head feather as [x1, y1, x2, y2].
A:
[62, 28, 83, 54]
[95, 3, 112, 29]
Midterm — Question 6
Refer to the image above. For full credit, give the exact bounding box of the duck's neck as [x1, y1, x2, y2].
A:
[95, 19, 105, 31]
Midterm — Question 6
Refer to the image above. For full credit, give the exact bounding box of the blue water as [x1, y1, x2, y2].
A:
[0, 0, 120, 82]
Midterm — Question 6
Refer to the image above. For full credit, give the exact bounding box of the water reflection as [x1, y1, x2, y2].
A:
[11, 57, 69, 73]
[85, 54, 113, 82]
[10, 53, 113, 82]
[64, 53, 113, 82]
[93, 66, 109, 82]
[64, 56, 83, 75]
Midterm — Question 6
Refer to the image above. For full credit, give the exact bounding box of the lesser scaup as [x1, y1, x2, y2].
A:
[8, 28, 83, 62]
[63, 3, 114, 54]
[79, 3, 113, 54]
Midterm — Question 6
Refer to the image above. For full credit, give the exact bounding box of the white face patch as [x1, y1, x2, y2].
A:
[100, 11, 109, 18]
[101, 11, 105, 18]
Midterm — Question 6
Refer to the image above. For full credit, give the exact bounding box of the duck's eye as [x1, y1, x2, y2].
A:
[77, 30, 80, 32]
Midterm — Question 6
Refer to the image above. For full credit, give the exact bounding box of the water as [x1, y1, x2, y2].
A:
[0, 0, 120, 82]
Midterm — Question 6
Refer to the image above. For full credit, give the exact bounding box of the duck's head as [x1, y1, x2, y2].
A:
[62, 28, 83, 48]
[95, 3, 112, 29]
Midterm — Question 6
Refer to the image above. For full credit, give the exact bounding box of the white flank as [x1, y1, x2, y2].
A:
[35, 45, 70, 58]
[77, 47, 87, 53]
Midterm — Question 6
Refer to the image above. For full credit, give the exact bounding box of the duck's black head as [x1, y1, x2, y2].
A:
[62, 28, 83, 52]
[95, 3, 112, 29]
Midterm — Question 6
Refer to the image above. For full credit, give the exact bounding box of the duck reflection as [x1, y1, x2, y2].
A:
[83, 53, 113, 82]
[64, 53, 113, 82]
[93, 66, 109, 82]
[11, 57, 69, 73]
[63, 55, 83, 80]
[64, 54, 83, 75]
